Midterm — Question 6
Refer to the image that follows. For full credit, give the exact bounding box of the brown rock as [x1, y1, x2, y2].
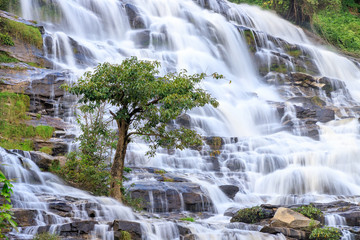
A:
[270, 207, 319, 229]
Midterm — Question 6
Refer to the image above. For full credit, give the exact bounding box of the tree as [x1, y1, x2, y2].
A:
[52, 103, 116, 196]
[66, 56, 220, 201]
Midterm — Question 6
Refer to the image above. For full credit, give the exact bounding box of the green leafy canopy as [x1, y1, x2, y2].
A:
[65, 56, 221, 155]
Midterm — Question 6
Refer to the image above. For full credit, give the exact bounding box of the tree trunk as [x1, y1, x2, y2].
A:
[110, 119, 129, 202]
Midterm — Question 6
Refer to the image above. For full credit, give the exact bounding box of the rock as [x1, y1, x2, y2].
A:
[270, 207, 320, 229]
[260, 226, 308, 239]
[0, 11, 49, 67]
[125, 4, 146, 29]
[176, 113, 191, 128]
[29, 151, 65, 170]
[224, 207, 241, 217]
[113, 220, 142, 240]
[205, 137, 224, 151]
[33, 138, 68, 156]
[129, 182, 212, 212]
[219, 185, 239, 199]
[58, 220, 98, 236]
[12, 209, 41, 227]
[131, 30, 151, 48]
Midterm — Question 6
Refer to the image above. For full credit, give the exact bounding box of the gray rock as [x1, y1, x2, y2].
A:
[219, 185, 239, 199]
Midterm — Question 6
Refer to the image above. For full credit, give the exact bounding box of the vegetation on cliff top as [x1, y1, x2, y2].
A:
[231, 0, 360, 56]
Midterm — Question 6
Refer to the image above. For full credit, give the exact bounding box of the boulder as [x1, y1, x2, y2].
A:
[125, 4, 146, 29]
[270, 207, 320, 229]
[12, 209, 41, 227]
[260, 226, 308, 239]
[129, 182, 212, 212]
[113, 220, 142, 240]
[33, 138, 68, 156]
[29, 151, 66, 170]
[219, 185, 239, 199]
[176, 113, 191, 128]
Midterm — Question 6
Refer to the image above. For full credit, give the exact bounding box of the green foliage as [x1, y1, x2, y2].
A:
[35, 125, 54, 139]
[0, 0, 20, 13]
[53, 104, 115, 196]
[231, 206, 266, 224]
[309, 226, 342, 240]
[39, 146, 52, 155]
[180, 217, 195, 222]
[66, 56, 221, 200]
[0, 51, 18, 63]
[66, 56, 220, 156]
[33, 232, 60, 240]
[0, 170, 17, 238]
[120, 231, 132, 240]
[0, 33, 14, 46]
[313, 10, 360, 56]
[0, 17, 43, 48]
[295, 204, 323, 219]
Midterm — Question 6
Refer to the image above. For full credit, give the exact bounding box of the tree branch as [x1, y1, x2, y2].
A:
[126, 131, 164, 139]
[129, 97, 163, 118]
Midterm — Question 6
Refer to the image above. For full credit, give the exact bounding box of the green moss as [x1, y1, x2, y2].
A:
[0, 17, 43, 49]
[270, 63, 288, 74]
[35, 125, 54, 139]
[310, 96, 325, 107]
[287, 49, 302, 58]
[243, 30, 256, 52]
[0, 51, 19, 63]
[179, 217, 195, 222]
[120, 231, 132, 240]
[0, 92, 29, 123]
[39, 146, 52, 155]
[33, 232, 60, 240]
[0, 138, 33, 151]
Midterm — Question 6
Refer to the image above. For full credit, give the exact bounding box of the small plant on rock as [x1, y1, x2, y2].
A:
[309, 226, 342, 240]
[295, 204, 323, 219]
[33, 232, 60, 240]
[230, 206, 267, 224]
[180, 217, 195, 222]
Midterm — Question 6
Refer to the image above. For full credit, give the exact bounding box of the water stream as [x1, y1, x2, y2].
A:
[3, 0, 360, 239]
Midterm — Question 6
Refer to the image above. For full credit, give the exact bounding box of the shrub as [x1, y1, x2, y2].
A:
[230, 206, 268, 224]
[119, 231, 131, 240]
[35, 125, 54, 139]
[295, 204, 323, 219]
[309, 226, 342, 240]
[0, 33, 14, 46]
[33, 232, 60, 240]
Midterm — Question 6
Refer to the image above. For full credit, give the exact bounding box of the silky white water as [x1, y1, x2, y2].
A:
[4, 0, 360, 239]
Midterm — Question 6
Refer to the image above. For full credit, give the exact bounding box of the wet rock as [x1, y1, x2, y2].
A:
[205, 137, 224, 151]
[129, 182, 212, 212]
[26, 113, 73, 131]
[113, 220, 142, 240]
[33, 138, 68, 156]
[131, 30, 151, 48]
[219, 185, 239, 199]
[58, 220, 98, 236]
[224, 207, 241, 217]
[270, 207, 319, 229]
[176, 113, 191, 128]
[125, 4, 146, 29]
[29, 151, 66, 170]
[12, 209, 41, 227]
[260, 226, 308, 239]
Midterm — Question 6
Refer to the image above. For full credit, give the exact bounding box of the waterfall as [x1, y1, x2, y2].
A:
[3, 0, 360, 239]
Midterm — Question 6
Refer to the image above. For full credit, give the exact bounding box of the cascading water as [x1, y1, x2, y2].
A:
[3, 0, 360, 239]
